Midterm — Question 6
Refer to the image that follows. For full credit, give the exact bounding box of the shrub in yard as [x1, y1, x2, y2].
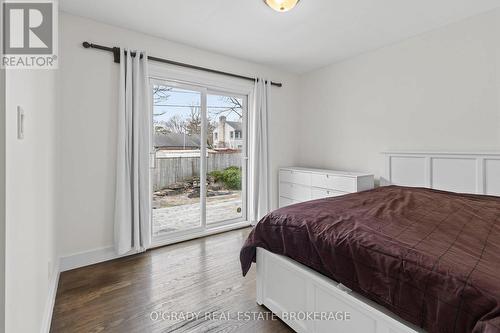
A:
[209, 170, 224, 183]
[209, 166, 241, 190]
[222, 167, 241, 190]
[224, 166, 240, 172]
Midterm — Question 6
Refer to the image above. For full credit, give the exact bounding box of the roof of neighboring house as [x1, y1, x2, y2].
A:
[154, 133, 201, 148]
[226, 121, 242, 132]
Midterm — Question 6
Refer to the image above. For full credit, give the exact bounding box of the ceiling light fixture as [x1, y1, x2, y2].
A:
[264, 0, 300, 12]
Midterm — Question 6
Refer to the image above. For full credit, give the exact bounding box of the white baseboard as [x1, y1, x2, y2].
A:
[59, 246, 122, 272]
[40, 261, 60, 333]
[60, 223, 253, 272]
[41, 247, 127, 332]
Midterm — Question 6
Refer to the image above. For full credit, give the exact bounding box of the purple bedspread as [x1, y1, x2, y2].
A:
[240, 186, 500, 333]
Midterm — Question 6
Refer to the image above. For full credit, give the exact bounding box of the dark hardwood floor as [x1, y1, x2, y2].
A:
[50, 227, 293, 333]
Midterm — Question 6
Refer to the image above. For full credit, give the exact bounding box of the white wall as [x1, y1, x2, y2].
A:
[57, 13, 300, 258]
[298, 8, 500, 181]
[0, 67, 6, 333]
[4, 69, 57, 332]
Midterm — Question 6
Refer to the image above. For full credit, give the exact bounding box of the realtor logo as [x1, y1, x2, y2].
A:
[1, 0, 58, 68]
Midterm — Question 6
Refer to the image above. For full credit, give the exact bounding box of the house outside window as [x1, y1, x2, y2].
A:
[212, 115, 244, 150]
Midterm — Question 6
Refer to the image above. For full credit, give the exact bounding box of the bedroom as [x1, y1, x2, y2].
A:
[1, 0, 500, 332]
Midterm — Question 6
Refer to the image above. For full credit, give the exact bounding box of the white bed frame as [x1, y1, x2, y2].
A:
[256, 152, 500, 333]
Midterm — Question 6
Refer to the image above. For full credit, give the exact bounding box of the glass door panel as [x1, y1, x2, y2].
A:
[150, 79, 248, 246]
[151, 84, 203, 237]
[206, 93, 247, 225]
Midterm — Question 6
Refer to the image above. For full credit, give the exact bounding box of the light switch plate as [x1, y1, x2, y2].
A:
[17, 106, 24, 139]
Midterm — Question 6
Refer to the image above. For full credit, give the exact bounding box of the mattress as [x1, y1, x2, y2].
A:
[240, 186, 500, 333]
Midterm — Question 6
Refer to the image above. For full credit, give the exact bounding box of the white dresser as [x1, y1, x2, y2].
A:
[279, 167, 374, 208]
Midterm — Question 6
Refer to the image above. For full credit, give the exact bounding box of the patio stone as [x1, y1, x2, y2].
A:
[153, 196, 243, 236]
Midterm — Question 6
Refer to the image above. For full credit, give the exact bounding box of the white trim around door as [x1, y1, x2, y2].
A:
[149, 67, 252, 248]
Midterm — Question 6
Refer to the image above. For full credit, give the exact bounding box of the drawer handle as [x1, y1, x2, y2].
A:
[327, 191, 330, 194]
[326, 174, 329, 178]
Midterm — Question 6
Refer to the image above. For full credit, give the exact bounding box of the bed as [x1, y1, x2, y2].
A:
[240, 152, 500, 333]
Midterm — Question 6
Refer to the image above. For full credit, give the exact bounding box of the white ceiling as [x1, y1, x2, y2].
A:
[60, 0, 500, 73]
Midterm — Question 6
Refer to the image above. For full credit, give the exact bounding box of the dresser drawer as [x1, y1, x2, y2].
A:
[311, 187, 347, 200]
[279, 182, 311, 202]
[311, 173, 356, 193]
[279, 169, 311, 186]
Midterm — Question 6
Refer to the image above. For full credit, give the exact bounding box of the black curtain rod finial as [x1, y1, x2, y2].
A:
[82, 41, 91, 48]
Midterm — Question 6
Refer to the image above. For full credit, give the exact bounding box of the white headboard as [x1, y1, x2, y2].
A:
[382, 152, 500, 196]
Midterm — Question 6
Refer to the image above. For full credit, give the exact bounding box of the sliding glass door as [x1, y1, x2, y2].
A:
[151, 83, 204, 237]
[150, 79, 247, 244]
[206, 93, 247, 227]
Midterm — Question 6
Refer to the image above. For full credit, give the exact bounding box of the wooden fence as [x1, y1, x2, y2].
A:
[153, 151, 242, 191]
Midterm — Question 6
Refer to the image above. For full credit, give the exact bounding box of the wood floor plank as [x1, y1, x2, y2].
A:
[50, 228, 293, 333]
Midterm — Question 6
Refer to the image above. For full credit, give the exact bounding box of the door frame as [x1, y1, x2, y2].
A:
[148, 68, 252, 248]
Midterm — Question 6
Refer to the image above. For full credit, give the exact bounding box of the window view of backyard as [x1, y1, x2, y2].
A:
[152, 84, 245, 236]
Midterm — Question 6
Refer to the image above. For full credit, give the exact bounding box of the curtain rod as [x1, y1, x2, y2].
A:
[82, 42, 283, 88]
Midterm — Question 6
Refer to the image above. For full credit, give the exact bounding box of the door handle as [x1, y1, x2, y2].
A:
[150, 150, 157, 169]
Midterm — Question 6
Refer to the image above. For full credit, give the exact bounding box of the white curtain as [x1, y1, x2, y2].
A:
[250, 78, 271, 223]
[114, 49, 151, 255]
